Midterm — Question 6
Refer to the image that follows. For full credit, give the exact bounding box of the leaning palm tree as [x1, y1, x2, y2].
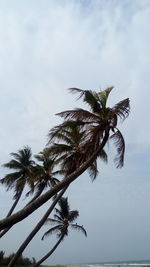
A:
[0, 87, 130, 231]
[34, 197, 87, 267]
[0, 146, 35, 238]
[0, 146, 35, 217]
[47, 121, 107, 181]
[26, 150, 59, 205]
[57, 87, 130, 168]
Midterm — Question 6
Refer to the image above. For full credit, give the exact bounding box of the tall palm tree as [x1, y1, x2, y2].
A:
[57, 87, 130, 168]
[0, 87, 130, 231]
[34, 197, 87, 267]
[47, 121, 107, 181]
[0, 146, 35, 217]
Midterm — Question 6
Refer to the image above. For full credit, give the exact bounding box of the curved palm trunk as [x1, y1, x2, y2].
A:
[6, 193, 22, 217]
[0, 128, 109, 230]
[34, 233, 65, 267]
[7, 186, 68, 267]
[0, 189, 23, 238]
[25, 188, 43, 207]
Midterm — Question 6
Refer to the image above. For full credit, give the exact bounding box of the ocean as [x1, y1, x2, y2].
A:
[79, 261, 150, 267]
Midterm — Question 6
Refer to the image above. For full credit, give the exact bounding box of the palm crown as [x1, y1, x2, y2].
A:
[56, 87, 130, 168]
[26, 150, 60, 203]
[47, 121, 107, 181]
[0, 146, 35, 217]
[42, 197, 87, 240]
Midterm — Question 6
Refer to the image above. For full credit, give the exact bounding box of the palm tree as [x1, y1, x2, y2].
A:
[0, 87, 130, 231]
[34, 197, 87, 267]
[0, 146, 35, 238]
[7, 186, 68, 267]
[0, 146, 34, 217]
[26, 151, 59, 205]
[47, 121, 107, 181]
[57, 87, 130, 168]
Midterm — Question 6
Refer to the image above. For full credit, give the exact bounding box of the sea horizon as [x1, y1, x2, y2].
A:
[72, 260, 150, 267]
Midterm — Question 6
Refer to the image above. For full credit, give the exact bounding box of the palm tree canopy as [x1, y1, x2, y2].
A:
[26, 150, 59, 199]
[42, 197, 87, 240]
[56, 87, 130, 168]
[47, 121, 107, 181]
[0, 146, 35, 199]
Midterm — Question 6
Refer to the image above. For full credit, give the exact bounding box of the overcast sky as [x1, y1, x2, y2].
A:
[0, 0, 150, 265]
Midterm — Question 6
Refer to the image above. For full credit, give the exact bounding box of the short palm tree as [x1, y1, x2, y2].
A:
[0, 146, 35, 217]
[34, 197, 87, 267]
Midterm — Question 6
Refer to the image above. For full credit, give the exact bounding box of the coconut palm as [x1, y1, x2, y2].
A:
[0, 147, 35, 238]
[7, 186, 68, 267]
[0, 146, 35, 217]
[57, 87, 130, 168]
[26, 151, 60, 205]
[47, 121, 107, 181]
[0, 87, 130, 231]
[34, 197, 87, 267]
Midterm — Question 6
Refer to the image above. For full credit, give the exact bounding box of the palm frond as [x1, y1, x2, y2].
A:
[70, 224, 87, 237]
[69, 87, 85, 100]
[56, 108, 100, 122]
[87, 161, 99, 181]
[54, 214, 63, 221]
[0, 172, 22, 188]
[58, 197, 70, 218]
[48, 120, 85, 143]
[97, 149, 108, 163]
[41, 225, 62, 240]
[2, 160, 24, 170]
[110, 129, 125, 168]
[97, 87, 113, 108]
[44, 218, 62, 225]
[112, 98, 130, 122]
[83, 90, 101, 113]
[67, 210, 79, 222]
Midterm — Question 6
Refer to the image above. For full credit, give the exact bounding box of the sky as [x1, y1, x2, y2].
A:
[0, 0, 150, 265]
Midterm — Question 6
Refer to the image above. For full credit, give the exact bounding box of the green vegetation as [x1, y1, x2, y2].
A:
[0, 250, 35, 266]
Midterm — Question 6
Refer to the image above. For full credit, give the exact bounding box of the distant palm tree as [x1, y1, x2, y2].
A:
[34, 197, 87, 267]
[0, 146, 34, 217]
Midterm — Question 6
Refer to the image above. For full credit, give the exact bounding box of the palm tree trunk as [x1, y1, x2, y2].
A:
[34, 233, 66, 267]
[7, 186, 68, 267]
[6, 193, 22, 217]
[25, 189, 43, 207]
[0, 128, 110, 231]
[0, 189, 23, 238]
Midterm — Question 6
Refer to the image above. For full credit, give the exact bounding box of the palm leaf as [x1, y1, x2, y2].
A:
[44, 218, 62, 225]
[69, 87, 85, 100]
[112, 98, 130, 122]
[71, 224, 87, 237]
[97, 87, 113, 108]
[41, 225, 62, 240]
[110, 129, 125, 168]
[67, 210, 79, 222]
[56, 108, 100, 122]
[87, 161, 99, 181]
